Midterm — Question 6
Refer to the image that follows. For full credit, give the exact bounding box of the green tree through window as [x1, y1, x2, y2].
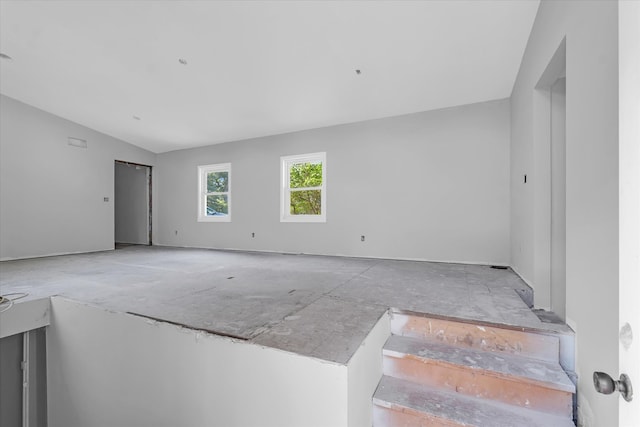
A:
[198, 163, 231, 222]
[281, 152, 326, 222]
[207, 171, 229, 215]
[289, 162, 322, 215]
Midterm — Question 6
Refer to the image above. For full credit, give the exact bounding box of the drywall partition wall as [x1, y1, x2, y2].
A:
[115, 161, 150, 245]
[347, 312, 390, 427]
[510, 1, 619, 425]
[47, 297, 349, 427]
[157, 99, 510, 265]
[0, 95, 157, 260]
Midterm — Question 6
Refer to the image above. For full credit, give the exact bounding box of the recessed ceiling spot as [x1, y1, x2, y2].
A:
[355, 69, 361, 75]
[178, 58, 188, 65]
[0, 53, 13, 61]
[133, 116, 141, 121]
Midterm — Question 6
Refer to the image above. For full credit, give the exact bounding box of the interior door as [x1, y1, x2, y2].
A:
[618, 0, 639, 425]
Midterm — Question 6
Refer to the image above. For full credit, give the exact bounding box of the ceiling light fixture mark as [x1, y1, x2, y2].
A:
[355, 69, 361, 75]
[178, 58, 188, 65]
[0, 53, 13, 61]
[133, 116, 141, 121]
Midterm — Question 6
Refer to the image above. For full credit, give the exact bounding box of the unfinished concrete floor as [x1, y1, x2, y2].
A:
[0, 246, 568, 364]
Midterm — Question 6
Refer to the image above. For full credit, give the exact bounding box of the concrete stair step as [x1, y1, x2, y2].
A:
[390, 310, 561, 363]
[383, 335, 575, 417]
[373, 375, 576, 427]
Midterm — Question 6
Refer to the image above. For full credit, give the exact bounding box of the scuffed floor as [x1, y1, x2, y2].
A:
[0, 246, 569, 364]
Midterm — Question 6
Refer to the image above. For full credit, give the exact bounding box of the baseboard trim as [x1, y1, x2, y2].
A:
[152, 243, 509, 267]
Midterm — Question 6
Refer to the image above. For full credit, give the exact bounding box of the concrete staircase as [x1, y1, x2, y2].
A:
[373, 310, 576, 427]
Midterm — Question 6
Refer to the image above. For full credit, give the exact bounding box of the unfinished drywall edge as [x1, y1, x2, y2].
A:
[0, 298, 50, 338]
[347, 311, 391, 427]
[47, 296, 349, 427]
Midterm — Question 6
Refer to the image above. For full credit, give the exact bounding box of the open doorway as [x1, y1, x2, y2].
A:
[550, 76, 566, 321]
[532, 38, 566, 321]
[114, 160, 152, 247]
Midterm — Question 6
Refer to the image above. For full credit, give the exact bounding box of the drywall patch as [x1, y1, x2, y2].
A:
[619, 322, 633, 351]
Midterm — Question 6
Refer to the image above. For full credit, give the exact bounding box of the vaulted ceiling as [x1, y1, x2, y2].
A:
[0, 1, 539, 153]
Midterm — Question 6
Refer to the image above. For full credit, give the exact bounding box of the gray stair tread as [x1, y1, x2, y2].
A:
[384, 335, 575, 393]
[374, 375, 575, 427]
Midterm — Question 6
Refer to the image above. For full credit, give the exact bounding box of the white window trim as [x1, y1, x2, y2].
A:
[280, 152, 326, 223]
[198, 163, 231, 222]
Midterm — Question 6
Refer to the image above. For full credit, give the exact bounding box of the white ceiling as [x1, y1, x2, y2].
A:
[0, 1, 539, 154]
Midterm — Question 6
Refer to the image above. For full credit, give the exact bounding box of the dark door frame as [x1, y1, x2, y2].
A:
[114, 160, 153, 245]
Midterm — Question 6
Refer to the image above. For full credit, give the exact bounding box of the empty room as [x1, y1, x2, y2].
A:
[0, 1, 638, 426]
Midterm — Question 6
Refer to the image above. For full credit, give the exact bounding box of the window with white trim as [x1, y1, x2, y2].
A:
[198, 163, 231, 222]
[280, 152, 326, 222]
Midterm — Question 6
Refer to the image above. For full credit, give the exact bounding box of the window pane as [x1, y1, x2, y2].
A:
[206, 195, 229, 216]
[290, 190, 321, 215]
[207, 171, 229, 193]
[289, 162, 322, 188]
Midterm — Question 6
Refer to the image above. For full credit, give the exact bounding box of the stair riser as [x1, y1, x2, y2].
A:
[373, 403, 465, 427]
[390, 313, 560, 362]
[383, 354, 573, 417]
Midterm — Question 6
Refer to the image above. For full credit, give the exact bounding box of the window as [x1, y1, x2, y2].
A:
[280, 152, 326, 222]
[198, 163, 231, 222]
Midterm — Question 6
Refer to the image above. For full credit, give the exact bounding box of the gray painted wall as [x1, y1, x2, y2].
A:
[157, 99, 510, 265]
[115, 162, 150, 245]
[510, 1, 619, 425]
[0, 95, 157, 260]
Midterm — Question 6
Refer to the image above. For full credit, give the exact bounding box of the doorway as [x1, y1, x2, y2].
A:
[533, 38, 566, 318]
[114, 161, 152, 246]
[550, 76, 566, 321]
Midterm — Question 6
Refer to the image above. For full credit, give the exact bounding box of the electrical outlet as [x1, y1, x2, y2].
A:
[103, 197, 109, 202]
[361, 235, 365, 242]
[174, 230, 178, 236]
[524, 174, 527, 184]
[252, 232, 255, 238]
